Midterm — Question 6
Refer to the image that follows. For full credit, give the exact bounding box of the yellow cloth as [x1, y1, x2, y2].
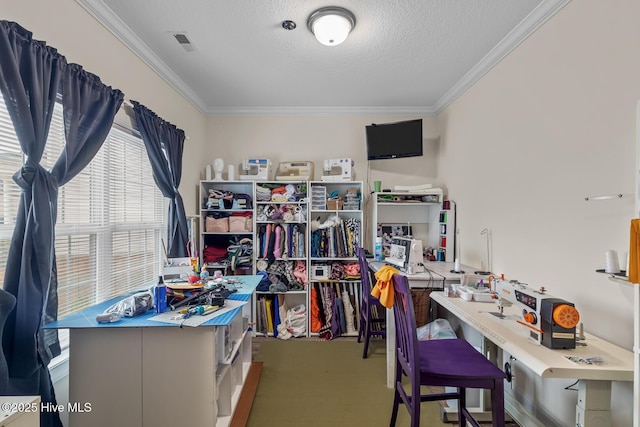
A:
[371, 265, 399, 308]
[629, 219, 640, 284]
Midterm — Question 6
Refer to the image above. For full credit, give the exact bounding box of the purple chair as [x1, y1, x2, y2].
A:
[356, 247, 386, 358]
[390, 273, 506, 427]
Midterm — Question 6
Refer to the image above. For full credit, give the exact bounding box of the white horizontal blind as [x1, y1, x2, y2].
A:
[0, 96, 167, 321]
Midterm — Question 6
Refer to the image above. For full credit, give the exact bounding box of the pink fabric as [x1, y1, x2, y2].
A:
[294, 260, 308, 284]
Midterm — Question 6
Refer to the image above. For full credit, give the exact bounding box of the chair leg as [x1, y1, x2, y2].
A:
[389, 387, 400, 427]
[492, 380, 505, 427]
[362, 325, 371, 358]
[458, 387, 466, 427]
[357, 310, 365, 343]
[410, 382, 420, 427]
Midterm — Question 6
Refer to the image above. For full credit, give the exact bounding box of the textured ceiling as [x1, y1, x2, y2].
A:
[77, 0, 569, 116]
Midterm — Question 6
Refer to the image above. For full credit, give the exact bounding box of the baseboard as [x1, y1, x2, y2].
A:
[230, 361, 263, 427]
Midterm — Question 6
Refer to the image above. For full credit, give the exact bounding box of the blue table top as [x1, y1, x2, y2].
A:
[44, 275, 260, 329]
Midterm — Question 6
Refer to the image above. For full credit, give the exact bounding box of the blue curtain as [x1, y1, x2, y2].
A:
[0, 290, 16, 394]
[132, 101, 189, 258]
[0, 21, 123, 427]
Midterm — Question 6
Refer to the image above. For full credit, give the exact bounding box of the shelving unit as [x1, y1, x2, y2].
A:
[215, 305, 253, 427]
[308, 181, 363, 338]
[439, 200, 456, 262]
[371, 189, 452, 261]
[253, 181, 308, 337]
[199, 180, 255, 276]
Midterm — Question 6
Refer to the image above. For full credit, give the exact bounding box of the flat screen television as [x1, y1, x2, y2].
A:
[365, 119, 423, 160]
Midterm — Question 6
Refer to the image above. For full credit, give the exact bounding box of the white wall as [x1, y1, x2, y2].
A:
[206, 115, 439, 186]
[1, 0, 208, 216]
[206, 115, 440, 247]
[437, 0, 640, 425]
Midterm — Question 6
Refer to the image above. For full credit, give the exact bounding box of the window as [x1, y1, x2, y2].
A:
[0, 97, 166, 329]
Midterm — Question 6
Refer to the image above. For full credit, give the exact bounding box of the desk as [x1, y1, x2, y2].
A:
[368, 260, 476, 388]
[369, 260, 473, 288]
[44, 276, 259, 427]
[431, 292, 634, 427]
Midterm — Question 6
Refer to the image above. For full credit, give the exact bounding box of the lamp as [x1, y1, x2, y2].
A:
[307, 6, 356, 46]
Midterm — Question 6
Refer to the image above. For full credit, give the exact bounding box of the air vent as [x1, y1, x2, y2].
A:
[171, 32, 197, 53]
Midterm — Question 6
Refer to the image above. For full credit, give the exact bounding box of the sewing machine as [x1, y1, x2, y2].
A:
[239, 158, 270, 180]
[274, 161, 314, 181]
[384, 236, 425, 273]
[320, 158, 354, 182]
[491, 278, 580, 349]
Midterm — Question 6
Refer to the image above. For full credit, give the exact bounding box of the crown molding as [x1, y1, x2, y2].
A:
[204, 106, 438, 117]
[77, 0, 570, 117]
[433, 0, 571, 114]
[75, 0, 208, 113]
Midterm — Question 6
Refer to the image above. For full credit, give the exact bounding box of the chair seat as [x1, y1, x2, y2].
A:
[417, 338, 505, 386]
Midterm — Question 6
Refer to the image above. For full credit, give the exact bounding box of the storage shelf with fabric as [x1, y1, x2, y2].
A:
[255, 291, 307, 339]
[308, 181, 363, 339]
[254, 181, 309, 338]
[199, 180, 255, 277]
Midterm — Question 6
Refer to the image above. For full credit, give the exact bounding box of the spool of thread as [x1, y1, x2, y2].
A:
[454, 258, 461, 272]
[228, 164, 235, 181]
[604, 250, 620, 274]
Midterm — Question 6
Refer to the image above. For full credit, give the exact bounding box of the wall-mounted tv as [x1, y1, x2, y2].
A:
[366, 119, 423, 160]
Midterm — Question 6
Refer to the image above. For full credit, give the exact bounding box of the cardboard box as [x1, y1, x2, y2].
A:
[326, 199, 343, 210]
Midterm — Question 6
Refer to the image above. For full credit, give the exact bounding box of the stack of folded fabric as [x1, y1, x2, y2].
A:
[255, 185, 272, 201]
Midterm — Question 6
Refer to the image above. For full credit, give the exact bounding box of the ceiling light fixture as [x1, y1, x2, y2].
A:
[307, 6, 355, 47]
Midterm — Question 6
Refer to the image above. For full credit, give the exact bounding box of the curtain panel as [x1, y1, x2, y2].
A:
[131, 101, 189, 258]
[0, 20, 123, 427]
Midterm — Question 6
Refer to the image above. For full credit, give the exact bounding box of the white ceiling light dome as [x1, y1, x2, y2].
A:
[307, 7, 356, 47]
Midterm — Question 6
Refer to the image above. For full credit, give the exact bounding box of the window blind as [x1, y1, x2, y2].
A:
[0, 97, 167, 322]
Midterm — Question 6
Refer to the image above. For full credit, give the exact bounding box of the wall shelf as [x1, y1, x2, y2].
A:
[595, 269, 631, 285]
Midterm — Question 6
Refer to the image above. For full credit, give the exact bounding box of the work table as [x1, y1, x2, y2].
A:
[44, 275, 259, 427]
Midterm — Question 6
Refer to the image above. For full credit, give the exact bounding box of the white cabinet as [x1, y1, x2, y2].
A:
[253, 181, 308, 337]
[308, 181, 363, 338]
[371, 189, 455, 262]
[199, 180, 255, 275]
[0, 396, 40, 427]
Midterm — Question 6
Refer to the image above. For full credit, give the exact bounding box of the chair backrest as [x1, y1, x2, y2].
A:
[391, 273, 420, 383]
[356, 247, 374, 296]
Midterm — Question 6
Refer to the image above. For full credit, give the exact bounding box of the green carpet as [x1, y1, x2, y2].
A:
[246, 339, 449, 427]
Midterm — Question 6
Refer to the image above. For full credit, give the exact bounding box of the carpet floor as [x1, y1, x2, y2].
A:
[246, 338, 450, 427]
